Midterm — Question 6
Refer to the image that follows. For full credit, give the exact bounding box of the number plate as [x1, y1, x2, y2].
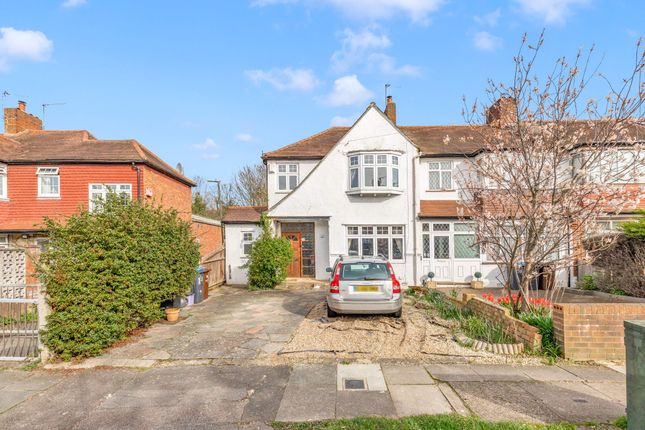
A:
[354, 285, 379, 292]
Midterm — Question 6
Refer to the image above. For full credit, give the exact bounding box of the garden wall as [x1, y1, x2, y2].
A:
[553, 302, 645, 361]
[443, 292, 542, 350]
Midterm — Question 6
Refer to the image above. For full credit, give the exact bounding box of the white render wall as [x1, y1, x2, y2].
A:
[224, 223, 262, 285]
[267, 159, 320, 208]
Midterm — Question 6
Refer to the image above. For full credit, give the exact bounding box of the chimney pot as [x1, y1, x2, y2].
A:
[18, 100, 26, 111]
[385, 96, 397, 125]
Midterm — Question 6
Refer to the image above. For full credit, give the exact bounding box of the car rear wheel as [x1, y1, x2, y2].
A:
[392, 308, 402, 318]
[327, 305, 338, 318]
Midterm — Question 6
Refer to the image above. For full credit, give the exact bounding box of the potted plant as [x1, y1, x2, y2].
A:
[165, 307, 180, 322]
[424, 271, 438, 289]
[471, 272, 484, 289]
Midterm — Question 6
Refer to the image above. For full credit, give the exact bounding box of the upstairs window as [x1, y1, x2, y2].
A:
[37, 167, 60, 198]
[348, 153, 401, 191]
[428, 161, 452, 190]
[0, 165, 6, 199]
[89, 184, 133, 212]
[277, 163, 298, 191]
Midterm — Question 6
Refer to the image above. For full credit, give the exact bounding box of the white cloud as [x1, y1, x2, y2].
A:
[192, 137, 219, 160]
[320, 75, 373, 107]
[331, 28, 391, 72]
[473, 31, 502, 52]
[330, 115, 356, 126]
[245, 67, 320, 92]
[235, 133, 253, 142]
[0, 27, 53, 71]
[62, 0, 87, 7]
[366, 53, 422, 76]
[474, 8, 501, 26]
[514, 0, 590, 24]
[252, 0, 445, 24]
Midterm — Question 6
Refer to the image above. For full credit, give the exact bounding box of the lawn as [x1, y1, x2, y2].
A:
[273, 414, 579, 430]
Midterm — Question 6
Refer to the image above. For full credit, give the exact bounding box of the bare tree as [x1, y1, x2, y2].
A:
[232, 164, 267, 206]
[457, 33, 644, 313]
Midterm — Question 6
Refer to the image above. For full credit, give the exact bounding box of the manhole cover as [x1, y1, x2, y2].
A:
[344, 378, 367, 390]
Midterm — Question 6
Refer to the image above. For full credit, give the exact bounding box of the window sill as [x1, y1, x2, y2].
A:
[346, 188, 403, 197]
[0, 198, 8, 202]
[426, 189, 456, 192]
[37, 196, 61, 200]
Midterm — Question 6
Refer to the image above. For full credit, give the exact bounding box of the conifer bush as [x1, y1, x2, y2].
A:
[245, 214, 293, 290]
[38, 196, 200, 359]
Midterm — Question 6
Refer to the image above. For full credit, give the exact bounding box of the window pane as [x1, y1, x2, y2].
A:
[0, 177, 4, 196]
[288, 175, 297, 190]
[341, 262, 389, 280]
[278, 176, 286, 190]
[433, 223, 449, 231]
[454, 234, 479, 258]
[377, 155, 387, 164]
[441, 171, 452, 189]
[350, 168, 359, 188]
[243, 243, 253, 255]
[392, 226, 403, 234]
[41, 176, 59, 195]
[392, 238, 403, 260]
[454, 223, 474, 232]
[422, 234, 430, 258]
[377, 166, 387, 187]
[392, 168, 399, 187]
[347, 226, 359, 235]
[348, 238, 359, 256]
[422, 223, 430, 232]
[288, 164, 298, 173]
[428, 162, 439, 170]
[392, 156, 398, 165]
[243, 232, 253, 241]
[364, 154, 374, 164]
[429, 171, 440, 190]
[362, 226, 373, 235]
[434, 236, 450, 259]
[362, 238, 374, 256]
[377, 238, 389, 258]
[440, 161, 452, 170]
[350, 155, 359, 166]
[364, 167, 374, 187]
[278, 165, 286, 173]
[377, 226, 388, 235]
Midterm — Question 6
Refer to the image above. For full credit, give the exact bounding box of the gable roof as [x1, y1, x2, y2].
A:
[0, 130, 195, 186]
[222, 206, 266, 224]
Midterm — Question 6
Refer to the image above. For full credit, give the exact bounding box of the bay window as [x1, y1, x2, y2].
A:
[347, 225, 404, 260]
[347, 153, 401, 193]
[37, 167, 60, 198]
[277, 163, 298, 191]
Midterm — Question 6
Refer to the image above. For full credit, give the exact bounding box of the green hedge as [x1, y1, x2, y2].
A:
[38, 196, 200, 360]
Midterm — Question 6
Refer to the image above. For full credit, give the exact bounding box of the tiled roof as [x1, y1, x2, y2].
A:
[222, 206, 266, 224]
[419, 200, 472, 218]
[0, 130, 195, 186]
[262, 127, 349, 160]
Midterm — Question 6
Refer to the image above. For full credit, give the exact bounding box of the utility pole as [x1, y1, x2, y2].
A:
[207, 179, 222, 216]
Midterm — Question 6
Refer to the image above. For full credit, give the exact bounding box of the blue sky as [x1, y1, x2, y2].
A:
[0, 0, 642, 182]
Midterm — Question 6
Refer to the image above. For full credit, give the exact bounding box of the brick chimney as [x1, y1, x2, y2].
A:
[486, 97, 517, 128]
[385, 95, 397, 124]
[3, 101, 43, 134]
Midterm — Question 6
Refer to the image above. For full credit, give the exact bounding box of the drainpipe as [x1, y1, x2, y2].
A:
[131, 162, 142, 201]
[412, 154, 419, 285]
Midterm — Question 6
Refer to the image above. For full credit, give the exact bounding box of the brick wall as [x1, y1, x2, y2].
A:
[190, 220, 223, 259]
[3, 106, 42, 134]
[142, 166, 192, 221]
[444, 292, 543, 349]
[553, 302, 645, 361]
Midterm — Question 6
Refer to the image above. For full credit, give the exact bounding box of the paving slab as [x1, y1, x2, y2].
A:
[558, 365, 625, 382]
[438, 383, 470, 416]
[0, 390, 37, 414]
[426, 364, 483, 382]
[389, 384, 452, 416]
[336, 391, 396, 418]
[519, 365, 583, 382]
[337, 363, 387, 392]
[275, 384, 336, 422]
[470, 364, 531, 381]
[382, 365, 434, 385]
[289, 364, 336, 386]
[526, 381, 625, 422]
[450, 381, 562, 424]
[585, 382, 627, 404]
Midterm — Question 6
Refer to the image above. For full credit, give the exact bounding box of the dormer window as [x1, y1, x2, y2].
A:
[0, 164, 6, 199]
[37, 167, 60, 198]
[347, 152, 401, 195]
[277, 163, 298, 191]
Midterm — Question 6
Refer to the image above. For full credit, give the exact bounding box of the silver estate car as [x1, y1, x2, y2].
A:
[326, 256, 403, 318]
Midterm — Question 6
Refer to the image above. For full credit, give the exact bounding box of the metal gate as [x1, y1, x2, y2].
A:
[0, 284, 40, 360]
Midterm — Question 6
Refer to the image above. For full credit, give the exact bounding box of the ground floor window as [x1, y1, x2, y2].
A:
[347, 225, 404, 261]
[421, 222, 479, 260]
[0, 234, 8, 248]
[241, 231, 255, 256]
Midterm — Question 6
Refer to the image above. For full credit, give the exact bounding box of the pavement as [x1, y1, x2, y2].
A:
[0, 362, 627, 429]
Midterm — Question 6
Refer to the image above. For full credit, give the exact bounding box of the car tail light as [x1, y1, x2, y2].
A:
[387, 262, 401, 294]
[330, 263, 341, 294]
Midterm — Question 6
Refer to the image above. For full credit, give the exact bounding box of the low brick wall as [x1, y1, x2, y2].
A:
[442, 292, 543, 350]
[553, 302, 645, 361]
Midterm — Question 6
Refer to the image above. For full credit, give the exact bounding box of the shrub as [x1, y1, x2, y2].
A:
[518, 308, 560, 358]
[38, 196, 200, 360]
[576, 274, 597, 291]
[620, 209, 645, 239]
[591, 235, 645, 298]
[245, 214, 293, 290]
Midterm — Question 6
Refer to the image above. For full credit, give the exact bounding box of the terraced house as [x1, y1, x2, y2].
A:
[0, 101, 218, 284]
[226, 96, 643, 287]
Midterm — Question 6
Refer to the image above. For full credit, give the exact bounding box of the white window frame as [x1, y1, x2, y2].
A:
[37, 167, 60, 198]
[88, 183, 133, 212]
[0, 164, 6, 199]
[241, 231, 255, 257]
[428, 161, 453, 191]
[346, 225, 405, 261]
[347, 152, 401, 192]
[277, 163, 299, 192]
[421, 222, 480, 260]
[0, 234, 8, 248]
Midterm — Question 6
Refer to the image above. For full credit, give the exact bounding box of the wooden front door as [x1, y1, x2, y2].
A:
[282, 232, 302, 278]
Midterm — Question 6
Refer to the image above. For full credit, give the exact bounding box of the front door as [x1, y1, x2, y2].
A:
[282, 232, 302, 277]
[432, 233, 452, 281]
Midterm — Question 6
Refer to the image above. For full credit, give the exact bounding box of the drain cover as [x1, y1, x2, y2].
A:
[344, 378, 367, 390]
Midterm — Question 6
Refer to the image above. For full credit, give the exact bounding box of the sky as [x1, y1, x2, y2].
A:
[0, 0, 643, 183]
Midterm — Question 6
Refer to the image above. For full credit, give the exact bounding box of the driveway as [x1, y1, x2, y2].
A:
[49, 286, 324, 367]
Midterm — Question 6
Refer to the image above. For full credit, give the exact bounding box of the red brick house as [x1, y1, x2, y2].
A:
[0, 101, 221, 284]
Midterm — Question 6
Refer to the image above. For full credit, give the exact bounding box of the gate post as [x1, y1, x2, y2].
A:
[37, 285, 50, 362]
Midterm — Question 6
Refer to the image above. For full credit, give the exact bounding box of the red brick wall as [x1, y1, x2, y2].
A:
[190, 221, 223, 259]
[0, 164, 139, 230]
[553, 302, 645, 361]
[3, 107, 42, 134]
[141, 166, 192, 221]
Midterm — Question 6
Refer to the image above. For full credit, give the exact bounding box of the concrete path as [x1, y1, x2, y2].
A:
[0, 363, 626, 429]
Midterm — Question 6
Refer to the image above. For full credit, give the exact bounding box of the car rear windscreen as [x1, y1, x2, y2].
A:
[340, 262, 390, 281]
